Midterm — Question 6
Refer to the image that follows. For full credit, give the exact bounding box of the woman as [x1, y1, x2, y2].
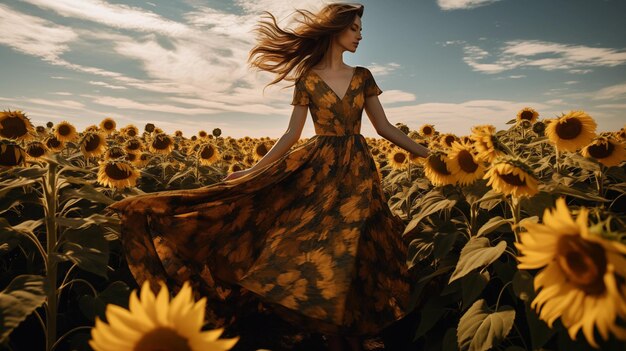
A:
[106, 3, 430, 351]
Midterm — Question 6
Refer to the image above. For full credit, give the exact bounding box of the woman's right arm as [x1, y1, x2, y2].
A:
[247, 104, 308, 172]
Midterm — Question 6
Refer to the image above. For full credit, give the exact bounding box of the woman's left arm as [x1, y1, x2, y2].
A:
[364, 95, 430, 158]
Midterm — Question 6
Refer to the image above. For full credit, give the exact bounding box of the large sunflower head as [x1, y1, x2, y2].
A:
[515, 197, 626, 348]
[54, 121, 78, 142]
[516, 107, 539, 124]
[419, 124, 435, 138]
[483, 155, 539, 198]
[25, 141, 49, 160]
[470, 125, 508, 163]
[97, 159, 139, 189]
[580, 136, 626, 168]
[446, 140, 486, 186]
[89, 280, 239, 351]
[546, 110, 597, 152]
[197, 143, 220, 166]
[387, 147, 408, 170]
[0, 140, 27, 168]
[0, 109, 35, 141]
[148, 133, 174, 154]
[422, 150, 458, 186]
[80, 132, 107, 158]
[532, 121, 546, 136]
[99, 117, 116, 135]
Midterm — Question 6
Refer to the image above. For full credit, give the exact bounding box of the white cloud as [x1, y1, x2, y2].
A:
[0, 4, 78, 62]
[22, 0, 190, 36]
[589, 82, 626, 101]
[459, 39, 626, 74]
[437, 0, 503, 11]
[89, 81, 128, 90]
[369, 62, 401, 76]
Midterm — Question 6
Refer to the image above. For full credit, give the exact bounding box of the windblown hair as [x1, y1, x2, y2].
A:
[247, 3, 364, 91]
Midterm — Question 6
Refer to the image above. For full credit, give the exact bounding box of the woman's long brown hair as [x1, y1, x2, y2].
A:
[247, 3, 364, 92]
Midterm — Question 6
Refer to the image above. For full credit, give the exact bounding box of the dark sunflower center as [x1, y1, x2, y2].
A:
[256, 144, 268, 156]
[27, 144, 46, 157]
[47, 137, 62, 149]
[458, 150, 478, 173]
[222, 153, 233, 161]
[108, 147, 125, 158]
[520, 111, 534, 121]
[200, 145, 214, 159]
[587, 141, 614, 159]
[104, 163, 132, 180]
[0, 144, 24, 166]
[498, 171, 526, 186]
[556, 235, 607, 295]
[444, 135, 455, 147]
[125, 153, 137, 162]
[393, 152, 406, 163]
[84, 134, 102, 152]
[555, 118, 582, 140]
[199, 131, 207, 137]
[1, 117, 28, 138]
[127, 140, 141, 150]
[153, 136, 171, 149]
[103, 121, 114, 130]
[423, 126, 432, 135]
[127, 129, 137, 137]
[140, 153, 149, 161]
[133, 327, 192, 351]
[58, 124, 71, 136]
[429, 155, 451, 175]
[231, 164, 243, 172]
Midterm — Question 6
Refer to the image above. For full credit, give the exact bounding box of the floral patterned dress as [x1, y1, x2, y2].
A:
[106, 66, 421, 337]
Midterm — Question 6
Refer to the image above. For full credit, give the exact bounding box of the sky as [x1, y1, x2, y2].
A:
[1, 0, 625, 139]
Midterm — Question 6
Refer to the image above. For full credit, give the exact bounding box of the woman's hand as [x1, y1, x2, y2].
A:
[222, 169, 252, 181]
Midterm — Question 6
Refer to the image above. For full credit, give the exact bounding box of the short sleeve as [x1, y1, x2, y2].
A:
[290, 78, 310, 106]
[364, 68, 383, 97]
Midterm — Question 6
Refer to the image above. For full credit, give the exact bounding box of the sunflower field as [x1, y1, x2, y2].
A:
[1, 107, 626, 351]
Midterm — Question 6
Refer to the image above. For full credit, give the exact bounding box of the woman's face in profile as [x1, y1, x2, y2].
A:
[335, 15, 362, 53]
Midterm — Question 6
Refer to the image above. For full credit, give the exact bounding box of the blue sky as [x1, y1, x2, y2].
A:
[1, 0, 625, 139]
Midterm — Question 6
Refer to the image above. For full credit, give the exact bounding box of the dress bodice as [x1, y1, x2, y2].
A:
[291, 66, 383, 136]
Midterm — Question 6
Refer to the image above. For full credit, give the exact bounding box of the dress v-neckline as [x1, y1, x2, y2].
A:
[309, 66, 359, 102]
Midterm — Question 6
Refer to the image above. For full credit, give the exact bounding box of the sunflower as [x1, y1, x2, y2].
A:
[0, 141, 26, 168]
[253, 142, 269, 161]
[122, 124, 139, 138]
[197, 143, 220, 166]
[516, 107, 539, 124]
[45, 135, 65, 153]
[80, 132, 107, 158]
[515, 198, 626, 348]
[0, 109, 35, 141]
[54, 121, 78, 142]
[580, 136, 626, 168]
[228, 163, 245, 173]
[97, 159, 139, 189]
[133, 152, 151, 168]
[148, 133, 174, 154]
[419, 124, 435, 138]
[98, 117, 116, 135]
[85, 124, 99, 133]
[483, 156, 538, 198]
[387, 147, 408, 170]
[422, 150, 458, 186]
[198, 130, 208, 138]
[25, 141, 49, 160]
[89, 280, 239, 351]
[532, 120, 546, 136]
[175, 130, 184, 138]
[546, 110, 597, 152]
[446, 140, 486, 186]
[470, 125, 508, 163]
[124, 138, 144, 153]
[104, 146, 127, 160]
[439, 133, 458, 148]
[36, 125, 47, 136]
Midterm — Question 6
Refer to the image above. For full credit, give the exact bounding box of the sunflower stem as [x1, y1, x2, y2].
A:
[595, 165, 604, 199]
[555, 147, 561, 174]
[509, 195, 521, 244]
[43, 161, 59, 351]
[495, 280, 513, 311]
